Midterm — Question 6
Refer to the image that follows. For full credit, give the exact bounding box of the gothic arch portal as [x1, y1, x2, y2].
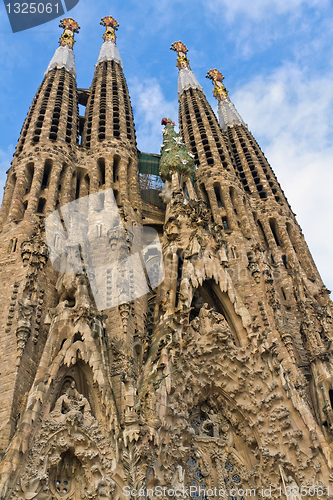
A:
[169, 395, 259, 500]
[190, 279, 248, 346]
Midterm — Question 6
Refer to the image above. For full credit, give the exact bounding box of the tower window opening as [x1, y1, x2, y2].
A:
[177, 252, 184, 286]
[329, 390, 333, 409]
[281, 287, 287, 301]
[175, 251, 184, 308]
[214, 184, 223, 208]
[8, 238, 18, 253]
[25, 163, 34, 194]
[41, 160, 52, 190]
[75, 176, 81, 200]
[257, 219, 269, 248]
[113, 156, 120, 183]
[269, 219, 281, 247]
[222, 217, 229, 230]
[84, 174, 90, 195]
[97, 158, 106, 187]
[229, 186, 238, 214]
[199, 184, 209, 204]
[37, 198, 46, 214]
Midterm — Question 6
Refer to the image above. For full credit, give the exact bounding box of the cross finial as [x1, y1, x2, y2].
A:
[206, 69, 229, 100]
[59, 18, 80, 49]
[101, 16, 119, 43]
[171, 41, 190, 70]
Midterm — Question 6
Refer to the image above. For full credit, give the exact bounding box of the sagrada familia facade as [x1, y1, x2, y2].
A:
[0, 15, 333, 500]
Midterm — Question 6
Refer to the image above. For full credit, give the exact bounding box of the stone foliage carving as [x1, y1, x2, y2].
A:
[11, 382, 116, 500]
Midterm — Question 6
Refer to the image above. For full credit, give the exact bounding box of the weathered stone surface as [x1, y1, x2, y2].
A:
[0, 25, 332, 500]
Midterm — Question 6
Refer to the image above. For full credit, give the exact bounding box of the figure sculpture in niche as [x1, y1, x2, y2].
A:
[52, 380, 92, 420]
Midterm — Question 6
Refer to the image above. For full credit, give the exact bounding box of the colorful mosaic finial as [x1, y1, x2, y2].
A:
[159, 117, 195, 182]
[101, 16, 119, 43]
[206, 69, 229, 100]
[170, 41, 190, 70]
[59, 18, 80, 49]
[161, 117, 175, 126]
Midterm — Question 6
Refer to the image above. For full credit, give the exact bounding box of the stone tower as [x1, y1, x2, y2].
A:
[0, 19, 333, 500]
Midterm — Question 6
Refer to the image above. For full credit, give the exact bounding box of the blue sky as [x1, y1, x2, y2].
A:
[1, 0, 333, 292]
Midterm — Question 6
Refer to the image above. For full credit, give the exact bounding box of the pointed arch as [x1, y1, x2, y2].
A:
[190, 279, 248, 346]
[179, 393, 259, 499]
[49, 361, 108, 423]
[9, 376, 118, 500]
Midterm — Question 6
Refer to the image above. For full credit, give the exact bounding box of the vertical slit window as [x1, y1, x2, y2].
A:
[25, 163, 34, 194]
[222, 217, 229, 230]
[175, 251, 184, 308]
[37, 198, 46, 214]
[97, 158, 105, 186]
[41, 159, 52, 190]
[214, 184, 223, 208]
[269, 219, 281, 247]
[200, 183, 209, 204]
[113, 156, 120, 183]
[257, 219, 269, 248]
[76, 176, 81, 200]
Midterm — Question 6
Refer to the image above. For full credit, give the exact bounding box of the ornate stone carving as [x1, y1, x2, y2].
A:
[15, 292, 36, 362]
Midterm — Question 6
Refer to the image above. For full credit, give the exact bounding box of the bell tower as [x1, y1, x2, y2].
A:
[0, 17, 147, 497]
[0, 18, 81, 459]
[207, 67, 319, 280]
[0, 18, 80, 228]
[81, 16, 141, 212]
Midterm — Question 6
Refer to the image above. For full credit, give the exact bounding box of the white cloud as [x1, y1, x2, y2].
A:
[206, 0, 328, 21]
[129, 77, 178, 153]
[232, 62, 333, 292]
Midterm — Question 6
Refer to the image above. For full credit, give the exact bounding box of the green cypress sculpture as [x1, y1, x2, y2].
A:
[159, 117, 196, 182]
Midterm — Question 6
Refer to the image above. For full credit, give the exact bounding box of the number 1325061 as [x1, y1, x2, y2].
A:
[6, 2, 59, 14]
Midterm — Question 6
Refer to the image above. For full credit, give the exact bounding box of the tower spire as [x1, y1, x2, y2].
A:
[96, 15, 123, 67]
[45, 18, 80, 78]
[170, 41, 202, 99]
[206, 68, 245, 130]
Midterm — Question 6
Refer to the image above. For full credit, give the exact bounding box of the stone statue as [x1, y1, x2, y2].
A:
[96, 476, 116, 500]
[18, 292, 35, 328]
[52, 381, 92, 420]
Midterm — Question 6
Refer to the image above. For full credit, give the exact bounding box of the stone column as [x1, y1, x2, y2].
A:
[105, 156, 114, 190]
[25, 163, 44, 217]
[0, 174, 16, 227]
[118, 157, 129, 203]
[221, 186, 238, 229]
[128, 157, 140, 210]
[261, 219, 283, 265]
[45, 161, 62, 215]
[206, 186, 222, 225]
[233, 190, 251, 238]
[60, 165, 72, 206]
[8, 173, 28, 221]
